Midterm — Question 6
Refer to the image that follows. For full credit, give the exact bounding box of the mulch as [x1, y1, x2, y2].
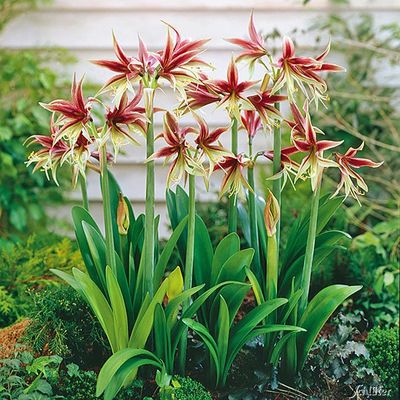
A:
[0, 319, 30, 359]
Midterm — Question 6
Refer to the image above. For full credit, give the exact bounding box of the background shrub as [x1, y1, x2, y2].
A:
[172, 376, 212, 400]
[23, 285, 109, 367]
[0, 233, 83, 327]
[366, 327, 400, 398]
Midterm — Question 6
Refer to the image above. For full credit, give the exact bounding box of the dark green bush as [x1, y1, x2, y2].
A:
[172, 376, 212, 400]
[23, 285, 109, 366]
[0, 233, 83, 327]
[55, 364, 144, 400]
[366, 327, 399, 398]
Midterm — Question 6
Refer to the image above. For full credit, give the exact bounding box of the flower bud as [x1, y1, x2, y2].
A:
[264, 190, 280, 237]
[117, 192, 130, 235]
[167, 266, 184, 300]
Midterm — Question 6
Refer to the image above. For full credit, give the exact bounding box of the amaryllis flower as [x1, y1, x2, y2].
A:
[26, 119, 92, 186]
[149, 112, 203, 187]
[155, 23, 210, 87]
[193, 113, 229, 172]
[226, 12, 268, 70]
[240, 110, 261, 139]
[264, 145, 300, 188]
[293, 110, 342, 191]
[214, 153, 252, 198]
[332, 142, 383, 202]
[272, 37, 344, 103]
[92, 33, 145, 99]
[105, 85, 147, 155]
[247, 90, 286, 129]
[287, 102, 324, 141]
[40, 75, 92, 145]
[181, 73, 220, 111]
[206, 58, 257, 120]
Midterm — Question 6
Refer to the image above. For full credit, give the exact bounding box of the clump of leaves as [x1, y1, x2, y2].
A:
[302, 312, 379, 398]
[55, 363, 145, 400]
[0, 350, 62, 399]
[23, 285, 109, 366]
[0, 45, 75, 241]
[171, 376, 212, 400]
[340, 219, 399, 327]
[366, 327, 400, 399]
[0, 233, 83, 327]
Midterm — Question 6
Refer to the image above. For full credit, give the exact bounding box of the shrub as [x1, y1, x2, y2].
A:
[23, 285, 109, 366]
[172, 376, 212, 400]
[366, 327, 400, 398]
[55, 364, 144, 400]
[0, 233, 83, 327]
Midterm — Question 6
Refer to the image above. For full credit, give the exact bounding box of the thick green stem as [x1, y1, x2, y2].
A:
[298, 183, 321, 316]
[144, 89, 155, 297]
[178, 174, 196, 374]
[247, 140, 261, 280]
[228, 118, 238, 233]
[100, 145, 116, 271]
[79, 174, 89, 211]
[272, 104, 282, 244]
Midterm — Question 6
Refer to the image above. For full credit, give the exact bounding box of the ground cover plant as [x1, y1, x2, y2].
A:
[16, 10, 393, 400]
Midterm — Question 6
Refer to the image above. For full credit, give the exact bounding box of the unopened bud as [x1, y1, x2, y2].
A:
[117, 193, 130, 235]
[264, 190, 280, 237]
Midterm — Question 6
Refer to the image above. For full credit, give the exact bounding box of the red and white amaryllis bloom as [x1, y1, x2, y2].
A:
[240, 110, 262, 140]
[247, 90, 287, 129]
[155, 23, 210, 88]
[26, 119, 93, 186]
[272, 37, 344, 104]
[226, 12, 268, 69]
[206, 58, 258, 120]
[214, 153, 252, 198]
[193, 113, 229, 173]
[182, 73, 220, 111]
[40, 75, 92, 146]
[292, 108, 342, 191]
[105, 85, 147, 155]
[264, 145, 300, 188]
[332, 142, 383, 201]
[149, 112, 203, 187]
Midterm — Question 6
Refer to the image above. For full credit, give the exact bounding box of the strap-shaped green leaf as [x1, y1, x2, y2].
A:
[215, 248, 254, 285]
[72, 268, 117, 352]
[153, 216, 188, 289]
[297, 284, 362, 368]
[216, 296, 230, 374]
[211, 233, 240, 285]
[245, 267, 265, 305]
[106, 266, 129, 350]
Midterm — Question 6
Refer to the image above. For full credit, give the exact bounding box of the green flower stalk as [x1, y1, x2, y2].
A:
[144, 88, 156, 298]
[228, 118, 238, 233]
[272, 104, 282, 244]
[178, 173, 196, 374]
[79, 174, 89, 211]
[100, 144, 116, 272]
[298, 179, 321, 316]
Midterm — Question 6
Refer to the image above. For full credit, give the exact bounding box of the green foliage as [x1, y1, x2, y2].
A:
[338, 219, 399, 327]
[366, 327, 400, 398]
[55, 363, 144, 400]
[0, 47, 75, 240]
[303, 313, 377, 398]
[311, 14, 400, 225]
[0, 0, 49, 31]
[0, 351, 62, 399]
[170, 376, 212, 400]
[0, 233, 83, 327]
[23, 285, 109, 366]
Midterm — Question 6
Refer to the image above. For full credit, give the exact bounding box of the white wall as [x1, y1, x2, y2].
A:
[1, 0, 399, 236]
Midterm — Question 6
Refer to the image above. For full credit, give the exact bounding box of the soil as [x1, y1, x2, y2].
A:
[0, 319, 30, 359]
